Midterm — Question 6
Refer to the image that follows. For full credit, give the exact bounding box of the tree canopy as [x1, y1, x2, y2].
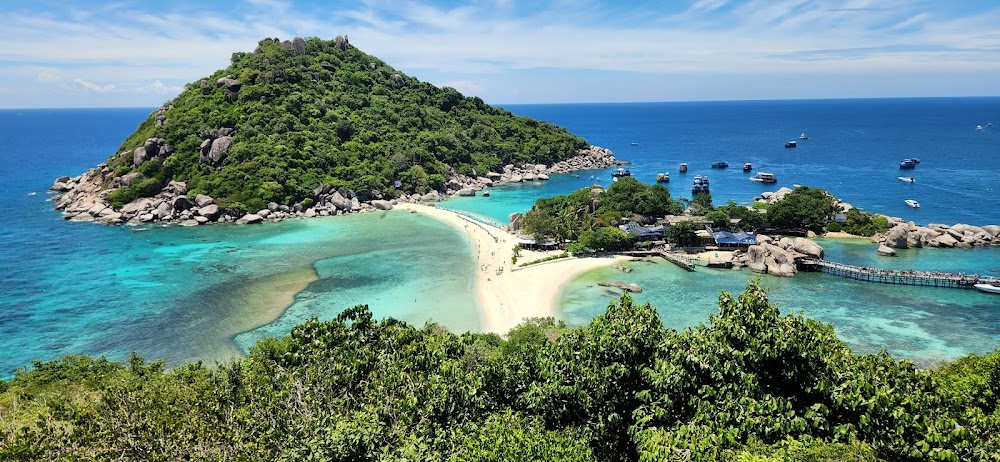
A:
[3, 282, 998, 461]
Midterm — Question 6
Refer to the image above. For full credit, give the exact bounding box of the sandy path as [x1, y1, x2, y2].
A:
[400, 203, 626, 335]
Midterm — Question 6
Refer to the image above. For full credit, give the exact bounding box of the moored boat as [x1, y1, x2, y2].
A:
[977, 125, 983, 130]
[611, 167, 631, 178]
[899, 159, 916, 169]
[656, 172, 670, 183]
[692, 175, 710, 194]
[679, 163, 688, 173]
[898, 176, 915, 183]
[743, 163, 752, 172]
[904, 199, 920, 208]
[974, 283, 1000, 294]
[784, 140, 797, 148]
[800, 133, 808, 140]
[711, 161, 729, 168]
[750, 172, 777, 183]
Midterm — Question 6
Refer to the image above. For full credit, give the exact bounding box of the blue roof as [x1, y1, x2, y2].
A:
[712, 231, 757, 245]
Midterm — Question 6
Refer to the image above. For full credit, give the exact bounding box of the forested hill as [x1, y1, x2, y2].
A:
[87, 35, 587, 212]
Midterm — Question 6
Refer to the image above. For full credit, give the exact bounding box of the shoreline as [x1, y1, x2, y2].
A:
[401, 204, 627, 335]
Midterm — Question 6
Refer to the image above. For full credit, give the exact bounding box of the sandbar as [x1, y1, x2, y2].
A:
[401, 203, 627, 335]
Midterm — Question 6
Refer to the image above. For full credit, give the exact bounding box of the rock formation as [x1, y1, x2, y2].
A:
[876, 221, 997, 249]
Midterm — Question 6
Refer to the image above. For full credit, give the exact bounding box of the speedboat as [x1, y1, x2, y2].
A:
[743, 163, 752, 172]
[904, 199, 920, 208]
[977, 125, 983, 130]
[630, 141, 639, 146]
[711, 161, 729, 168]
[679, 163, 688, 173]
[899, 159, 916, 169]
[750, 172, 777, 183]
[800, 133, 808, 140]
[898, 176, 916, 183]
[656, 172, 670, 183]
[785, 140, 797, 148]
[974, 283, 1000, 294]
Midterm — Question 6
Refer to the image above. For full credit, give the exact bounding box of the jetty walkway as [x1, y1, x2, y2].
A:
[800, 259, 1000, 289]
[621, 250, 696, 271]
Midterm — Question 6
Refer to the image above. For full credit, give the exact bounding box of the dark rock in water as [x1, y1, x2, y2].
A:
[877, 244, 897, 257]
[597, 281, 642, 293]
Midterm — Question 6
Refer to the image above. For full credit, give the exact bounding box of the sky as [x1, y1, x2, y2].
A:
[2, 0, 1000, 108]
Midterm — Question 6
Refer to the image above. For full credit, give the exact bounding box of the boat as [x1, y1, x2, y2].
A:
[899, 159, 916, 169]
[750, 172, 777, 183]
[785, 140, 797, 148]
[711, 161, 729, 168]
[656, 172, 670, 183]
[692, 176, 710, 195]
[904, 199, 920, 208]
[974, 283, 1000, 294]
[989, 122, 993, 127]
[481, 190, 490, 197]
[743, 163, 752, 172]
[800, 133, 808, 140]
[611, 167, 631, 178]
[679, 163, 688, 173]
[630, 141, 639, 146]
[897, 176, 916, 183]
[977, 125, 983, 130]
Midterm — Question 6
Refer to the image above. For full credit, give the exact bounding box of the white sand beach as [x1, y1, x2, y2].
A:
[400, 204, 627, 335]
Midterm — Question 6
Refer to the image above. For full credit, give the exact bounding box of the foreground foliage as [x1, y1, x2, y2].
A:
[102, 36, 587, 211]
[2, 282, 998, 461]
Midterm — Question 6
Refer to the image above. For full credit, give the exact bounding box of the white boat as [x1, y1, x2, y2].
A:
[750, 172, 777, 183]
[974, 283, 1000, 294]
[904, 199, 920, 208]
[977, 125, 983, 130]
[800, 133, 808, 140]
[898, 176, 915, 183]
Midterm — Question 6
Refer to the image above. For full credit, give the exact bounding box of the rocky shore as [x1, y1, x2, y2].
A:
[876, 220, 999, 249]
[738, 236, 825, 277]
[51, 145, 622, 226]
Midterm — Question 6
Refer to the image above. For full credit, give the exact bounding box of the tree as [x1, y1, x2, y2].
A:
[666, 220, 700, 246]
[704, 210, 731, 229]
[766, 187, 837, 232]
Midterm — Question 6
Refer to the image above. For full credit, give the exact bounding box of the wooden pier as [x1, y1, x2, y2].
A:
[800, 259, 1000, 290]
[620, 250, 696, 271]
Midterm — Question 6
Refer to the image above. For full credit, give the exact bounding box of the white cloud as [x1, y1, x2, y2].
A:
[1, 0, 1000, 107]
[37, 69, 62, 82]
[437, 80, 483, 95]
[72, 78, 118, 93]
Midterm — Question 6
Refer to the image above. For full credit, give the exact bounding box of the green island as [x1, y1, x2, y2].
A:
[55, 36, 589, 218]
[2, 283, 998, 461]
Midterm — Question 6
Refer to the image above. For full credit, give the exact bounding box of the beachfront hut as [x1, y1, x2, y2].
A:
[514, 236, 559, 251]
[619, 223, 665, 241]
[711, 231, 758, 249]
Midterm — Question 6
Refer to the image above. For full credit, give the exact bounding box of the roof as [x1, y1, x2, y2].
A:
[712, 231, 758, 245]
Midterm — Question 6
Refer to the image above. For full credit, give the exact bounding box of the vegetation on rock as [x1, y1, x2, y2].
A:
[3, 282, 998, 461]
[101, 36, 587, 212]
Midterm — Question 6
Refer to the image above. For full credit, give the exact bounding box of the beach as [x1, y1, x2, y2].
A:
[401, 204, 627, 334]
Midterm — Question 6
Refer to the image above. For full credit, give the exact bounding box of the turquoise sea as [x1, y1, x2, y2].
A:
[2, 99, 999, 377]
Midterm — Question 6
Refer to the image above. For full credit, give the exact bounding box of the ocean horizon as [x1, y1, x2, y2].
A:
[1, 97, 998, 377]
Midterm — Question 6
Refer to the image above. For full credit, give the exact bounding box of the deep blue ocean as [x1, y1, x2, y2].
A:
[1, 98, 999, 377]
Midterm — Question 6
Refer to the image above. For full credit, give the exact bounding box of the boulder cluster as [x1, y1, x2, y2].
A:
[739, 236, 824, 278]
[877, 220, 1000, 249]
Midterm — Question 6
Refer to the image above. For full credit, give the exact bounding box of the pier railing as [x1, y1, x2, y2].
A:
[800, 258, 1000, 289]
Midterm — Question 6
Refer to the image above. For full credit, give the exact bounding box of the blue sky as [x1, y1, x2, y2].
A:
[3, 0, 1000, 108]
